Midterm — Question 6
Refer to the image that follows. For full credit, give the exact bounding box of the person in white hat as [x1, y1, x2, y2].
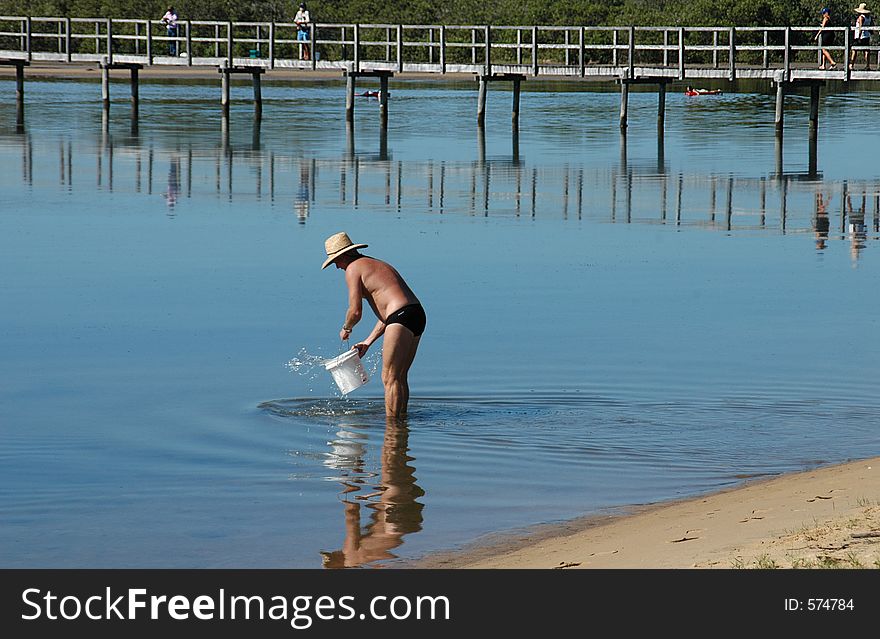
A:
[851, 3, 873, 69]
[322, 232, 426, 418]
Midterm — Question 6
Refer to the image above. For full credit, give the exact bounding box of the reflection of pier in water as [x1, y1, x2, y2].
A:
[4, 123, 880, 252]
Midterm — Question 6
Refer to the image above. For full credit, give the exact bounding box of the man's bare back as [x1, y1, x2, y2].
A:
[345, 256, 419, 322]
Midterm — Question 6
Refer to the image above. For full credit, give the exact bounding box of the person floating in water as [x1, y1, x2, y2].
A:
[322, 232, 426, 418]
[357, 90, 388, 98]
[684, 86, 722, 96]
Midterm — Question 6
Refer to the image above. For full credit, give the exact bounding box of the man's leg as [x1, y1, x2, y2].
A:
[381, 324, 420, 418]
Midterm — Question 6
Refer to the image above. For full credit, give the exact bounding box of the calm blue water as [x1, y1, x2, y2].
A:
[1, 76, 878, 568]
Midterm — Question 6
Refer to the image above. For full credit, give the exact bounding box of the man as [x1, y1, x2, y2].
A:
[160, 6, 179, 56]
[322, 232, 426, 418]
[294, 3, 312, 61]
[851, 4, 873, 70]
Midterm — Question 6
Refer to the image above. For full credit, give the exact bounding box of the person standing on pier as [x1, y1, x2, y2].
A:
[295, 3, 312, 61]
[815, 7, 838, 69]
[851, 4, 873, 70]
[161, 6, 179, 56]
[322, 232, 426, 419]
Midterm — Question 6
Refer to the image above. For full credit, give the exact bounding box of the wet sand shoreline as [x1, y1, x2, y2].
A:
[414, 456, 880, 569]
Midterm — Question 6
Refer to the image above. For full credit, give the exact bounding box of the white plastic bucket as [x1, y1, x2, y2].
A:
[324, 349, 369, 395]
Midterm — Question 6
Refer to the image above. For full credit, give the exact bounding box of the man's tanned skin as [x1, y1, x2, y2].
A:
[333, 250, 422, 418]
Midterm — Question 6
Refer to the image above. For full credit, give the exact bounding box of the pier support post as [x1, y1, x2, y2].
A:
[346, 73, 355, 121]
[619, 79, 629, 131]
[130, 66, 139, 111]
[512, 77, 521, 128]
[476, 73, 525, 128]
[252, 70, 262, 118]
[101, 58, 110, 108]
[343, 70, 393, 124]
[217, 63, 265, 116]
[477, 77, 487, 126]
[774, 133, 783, 178]
[8, 60, 28, 128]
[97, 60, 143, 114]
[657, 80, 666, 130]
[15, 62, 24, 105]
[221, 61, 230, 114]
[808, 82, 820, 136]
[774, 79, 785, 136]
[379, 74, 389, 127]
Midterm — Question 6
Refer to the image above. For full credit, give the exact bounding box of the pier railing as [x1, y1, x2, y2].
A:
[2, 17, 879, 80]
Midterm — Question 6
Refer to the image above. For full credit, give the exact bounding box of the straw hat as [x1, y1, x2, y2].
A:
[321, 232, 367, 269]
[855, 3, 871, 13]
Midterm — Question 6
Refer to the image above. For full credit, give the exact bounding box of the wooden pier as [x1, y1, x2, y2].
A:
[3, 17, 880, 132]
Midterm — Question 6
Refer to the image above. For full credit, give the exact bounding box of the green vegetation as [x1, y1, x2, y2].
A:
[0, 0, 871, 28]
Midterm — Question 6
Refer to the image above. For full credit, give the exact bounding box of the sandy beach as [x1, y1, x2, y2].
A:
[419, 457, 880, 569]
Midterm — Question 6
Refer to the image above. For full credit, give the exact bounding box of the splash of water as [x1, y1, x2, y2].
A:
[285, 346, 383, 399]
[285, 347, 327, 376]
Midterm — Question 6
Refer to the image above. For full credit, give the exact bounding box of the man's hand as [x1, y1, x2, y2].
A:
[354, 342, 369, 358]
[340, 327, 352, 342]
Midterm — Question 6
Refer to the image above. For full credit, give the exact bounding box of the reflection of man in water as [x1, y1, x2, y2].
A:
[814, 192, 830, 250]
[295, 163, 310, 224]
[846, 191, 867, 263]
[164, 156, 180, 212]
[321, 420, 424, 568]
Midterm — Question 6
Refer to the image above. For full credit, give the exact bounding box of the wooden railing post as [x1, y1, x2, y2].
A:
[579, 27, 584, 76]
[612, 29, 618, 66]
[25, 16, 32, 61]
[713, 30, 719, 68]
[65, 17, 72, 62]
[471, 28, 476, 65]
[397, 24, 403, 72]
[269, 21, 275, 68]
[532, 26, 539, 75]
[440, 25, 446, 73]
[762, 30, 769, 69]
[844, 25, 851, 79]
[354, 24, 360, 72]
[485, 25, 491, 75]
[186, 20, 192, 63]
[146, 20, 153, 64]
[310, 23, 317, 70]
[628, 25, 635, 78]
[565, 29, 570, 66]
[106, 18, 113, 64]
[783, 26, 791, 81]
[516, 28, 522, 65]
[728, 26, 736, 81]
[678, 27, 685, 79]
[663, 29, 668, 66]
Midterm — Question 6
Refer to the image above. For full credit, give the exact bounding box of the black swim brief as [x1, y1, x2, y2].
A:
[385, 303, 427, 337]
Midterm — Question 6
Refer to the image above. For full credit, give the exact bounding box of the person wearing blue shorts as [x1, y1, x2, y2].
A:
[295, 3, 312, 60]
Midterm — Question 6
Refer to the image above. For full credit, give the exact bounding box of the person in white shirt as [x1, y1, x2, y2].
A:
[161, 6, 179, 56]
[294, 3, 312, 60]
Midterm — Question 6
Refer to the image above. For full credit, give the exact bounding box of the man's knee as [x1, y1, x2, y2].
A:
[382, 368, 406, 387]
